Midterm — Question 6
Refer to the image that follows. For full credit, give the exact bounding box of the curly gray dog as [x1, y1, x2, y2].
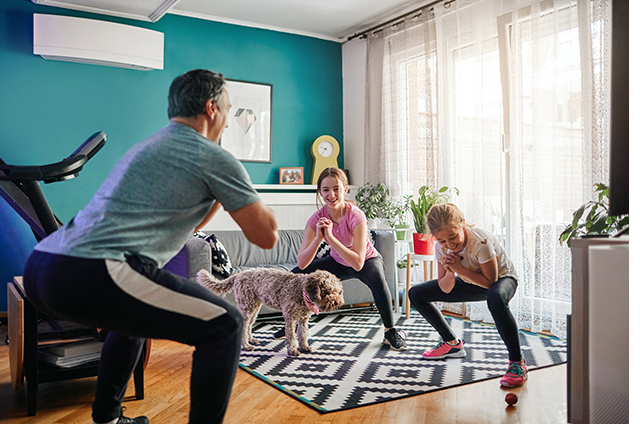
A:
[197, 268, 344, 356]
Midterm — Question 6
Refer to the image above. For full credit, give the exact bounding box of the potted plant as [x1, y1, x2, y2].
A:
[559, 183, 629, 248]
[396, 256, 419, 283]
[409, 185, 459, 254]
[388, 194, 412, 240]
[355, 182, 393, 228]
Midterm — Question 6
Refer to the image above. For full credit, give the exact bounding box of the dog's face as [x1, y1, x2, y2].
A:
[305, 270, 344, 312]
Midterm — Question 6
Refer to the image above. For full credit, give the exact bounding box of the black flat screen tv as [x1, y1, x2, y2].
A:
[608, 0, 629, 217]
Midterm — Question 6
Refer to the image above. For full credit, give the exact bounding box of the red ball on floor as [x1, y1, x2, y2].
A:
[505, 393, 518, 405]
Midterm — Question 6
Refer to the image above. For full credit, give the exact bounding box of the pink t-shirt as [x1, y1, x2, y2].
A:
[307, 202, 378, 267]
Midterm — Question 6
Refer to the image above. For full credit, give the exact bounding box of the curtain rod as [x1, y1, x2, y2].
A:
[347, 0, 453, 41]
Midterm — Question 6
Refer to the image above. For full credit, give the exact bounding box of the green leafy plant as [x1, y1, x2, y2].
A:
[386, 194, 413, 227]
[396, 257, 419, 269]
[409, 185, 460, 234]
[355, 182, 393, 221]
[559, 183, 629, 247]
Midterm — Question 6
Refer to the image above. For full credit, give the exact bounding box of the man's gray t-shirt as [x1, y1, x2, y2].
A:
[35, 122, 260, 267]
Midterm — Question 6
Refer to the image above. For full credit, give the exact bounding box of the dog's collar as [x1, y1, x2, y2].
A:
[303, 290, 319, 315]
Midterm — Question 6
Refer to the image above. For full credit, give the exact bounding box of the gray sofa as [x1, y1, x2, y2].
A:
[164, 229, 396, 315]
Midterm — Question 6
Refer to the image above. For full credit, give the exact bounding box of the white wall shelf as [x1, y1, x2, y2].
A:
[253, 184, 317, 191]
[253, 184, 358, 191]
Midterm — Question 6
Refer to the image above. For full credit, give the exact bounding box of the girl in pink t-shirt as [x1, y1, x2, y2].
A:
[291, 167, 407, 351]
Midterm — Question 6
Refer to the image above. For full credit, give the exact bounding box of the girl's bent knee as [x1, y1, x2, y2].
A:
[408, 286, 418, 303]
[486, 290, 508, 310]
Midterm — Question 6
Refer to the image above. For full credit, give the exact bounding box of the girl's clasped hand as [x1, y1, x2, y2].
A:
[442, 250, 462, 273]
[316, 217, 332, 238]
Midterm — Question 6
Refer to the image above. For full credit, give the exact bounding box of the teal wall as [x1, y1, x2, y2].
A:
[0, 0, 343, 311]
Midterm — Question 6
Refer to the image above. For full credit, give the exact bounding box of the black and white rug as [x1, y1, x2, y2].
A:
[239, 311, 566, 413]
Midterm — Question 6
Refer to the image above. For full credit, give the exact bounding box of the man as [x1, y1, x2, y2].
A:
[23, 69, 278, 424]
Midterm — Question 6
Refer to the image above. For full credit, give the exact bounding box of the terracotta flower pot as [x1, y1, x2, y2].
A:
[412, 232, 435, 255]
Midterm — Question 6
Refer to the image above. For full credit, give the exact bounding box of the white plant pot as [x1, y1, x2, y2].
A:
[397, 269, 406, 283]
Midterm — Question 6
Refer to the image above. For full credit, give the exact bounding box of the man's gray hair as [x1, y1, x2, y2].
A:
[167, 69, 226, 119]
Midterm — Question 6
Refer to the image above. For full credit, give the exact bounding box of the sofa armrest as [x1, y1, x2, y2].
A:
[372, 230, 396, 300]
[183, 237, 211, 281]
[164, 236, 211, 281]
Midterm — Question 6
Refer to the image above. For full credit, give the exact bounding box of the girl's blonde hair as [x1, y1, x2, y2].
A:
[426, 203, 466, 235]
[315, 167, 349, 209]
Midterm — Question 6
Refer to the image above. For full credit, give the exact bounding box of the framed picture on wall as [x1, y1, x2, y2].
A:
[279, 167, 304, 185]
[221, 79, 272, 163]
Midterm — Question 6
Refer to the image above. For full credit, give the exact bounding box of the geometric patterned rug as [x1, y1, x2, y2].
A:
[239, 310, 567, 413]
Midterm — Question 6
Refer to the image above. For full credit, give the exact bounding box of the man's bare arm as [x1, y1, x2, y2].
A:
[195, 201, 223, 232]
[229, 201, 278, 249]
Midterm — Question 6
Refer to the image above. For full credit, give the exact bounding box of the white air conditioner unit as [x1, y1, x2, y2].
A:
[33, 14, 164, 70]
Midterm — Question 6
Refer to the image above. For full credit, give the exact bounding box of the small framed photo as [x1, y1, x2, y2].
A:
[280, 167, 304, 185]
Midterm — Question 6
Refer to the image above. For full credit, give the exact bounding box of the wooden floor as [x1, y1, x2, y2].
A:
[0, 321, 568, 424]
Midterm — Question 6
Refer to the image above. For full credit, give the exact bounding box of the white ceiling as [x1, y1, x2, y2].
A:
[32, 0, 435, 42]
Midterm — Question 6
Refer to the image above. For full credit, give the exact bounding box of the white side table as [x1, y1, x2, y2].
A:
[404, 252, 437, 318]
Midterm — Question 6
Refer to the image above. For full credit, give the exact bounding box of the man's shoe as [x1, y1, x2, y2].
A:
[422, 339, 466, 359]
[383, 327, 408, 351]
[500, 359, 528, 387]
[116, 416, 150, 424]
[273, 327, 286, 339]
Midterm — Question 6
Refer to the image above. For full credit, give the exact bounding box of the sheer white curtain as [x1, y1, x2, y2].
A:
[364, 0, 611, 338]
[365, 10, 439, 196]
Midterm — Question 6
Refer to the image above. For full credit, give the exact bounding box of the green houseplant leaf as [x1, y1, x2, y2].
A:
[559, 183, 629, 247]
[409, 185, 459, 234]
[355, 182, 392, 221]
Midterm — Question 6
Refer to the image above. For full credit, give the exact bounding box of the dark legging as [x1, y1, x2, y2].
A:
[23, 250, 243, 424]
[408, 276, 522, 362]
[292, 255, 395, 328]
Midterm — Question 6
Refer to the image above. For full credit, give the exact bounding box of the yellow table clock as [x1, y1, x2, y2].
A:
[310, 135, 340, 185]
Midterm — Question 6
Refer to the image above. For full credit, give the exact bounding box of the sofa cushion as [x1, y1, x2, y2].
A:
[205, 233, 232, 278]
[316, 240, 331, 259]
[192, 231, 233, 278]
[233, 263, 297, 274]
[212, 230, 304, 267]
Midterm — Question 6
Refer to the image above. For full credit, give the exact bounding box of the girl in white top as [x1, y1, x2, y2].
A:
[408, 203, 527, 388]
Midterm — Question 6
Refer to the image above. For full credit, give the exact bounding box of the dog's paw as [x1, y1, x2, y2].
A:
[299, 345, 313, 353]
[242, 344, 255, 351]
[287, 349, 301, 356]
[249, 337, 259, 345]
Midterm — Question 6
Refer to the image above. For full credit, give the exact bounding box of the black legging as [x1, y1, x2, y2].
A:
[292, 255, 395, 328]
[408, 276, 522, 362]
[23, 250, 243, 424]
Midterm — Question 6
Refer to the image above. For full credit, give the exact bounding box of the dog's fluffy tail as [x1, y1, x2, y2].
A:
[196, 269, 235, 294]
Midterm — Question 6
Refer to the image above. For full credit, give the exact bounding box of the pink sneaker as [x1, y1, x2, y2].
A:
[500, 359, 528, 387]
[422, 339, 466, 359]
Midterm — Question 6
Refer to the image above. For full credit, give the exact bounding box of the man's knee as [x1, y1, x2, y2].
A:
[224, 306, 244, 336]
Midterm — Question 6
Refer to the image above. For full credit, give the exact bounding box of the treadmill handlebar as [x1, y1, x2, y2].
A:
[0, 131, 106, 183]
